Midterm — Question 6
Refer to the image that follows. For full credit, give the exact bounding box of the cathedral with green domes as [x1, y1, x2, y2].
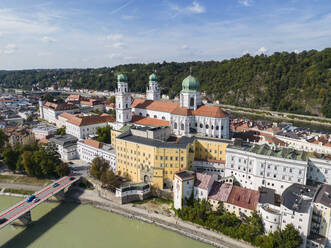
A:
[115, 73, 229, 139]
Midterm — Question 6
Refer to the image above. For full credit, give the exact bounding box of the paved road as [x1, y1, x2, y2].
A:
[0, 176, 79, 229]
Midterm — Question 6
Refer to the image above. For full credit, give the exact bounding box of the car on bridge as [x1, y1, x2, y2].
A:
[26, 195, 35, 202]
[33, 198, 40, 203]
[53, 183, 60, 188]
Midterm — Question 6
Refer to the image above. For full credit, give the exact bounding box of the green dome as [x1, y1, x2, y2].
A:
[149, 73, 157, 81]
[182, 75, 200, 92]
[117, 74, 127, 82]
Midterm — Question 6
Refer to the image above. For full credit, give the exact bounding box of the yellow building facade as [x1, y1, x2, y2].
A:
[115, 131, 195, 189]
[194, 137, 228, 162]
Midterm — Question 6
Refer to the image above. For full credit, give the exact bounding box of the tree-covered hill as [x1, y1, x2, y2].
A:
[1, 48, 330, 117]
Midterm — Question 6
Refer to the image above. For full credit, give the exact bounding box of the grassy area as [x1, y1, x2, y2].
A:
[3, 188, 35, 195]
[14, 176, 52, 186]
[0, 174, 52, 186]
[133, 197, 173, 205]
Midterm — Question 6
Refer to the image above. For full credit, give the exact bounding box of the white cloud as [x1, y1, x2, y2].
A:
[105, 33, 123, 41]
[181, 44, 189, 50]
[124, 56, 137, 60]
[112, 42, 125, 49]
[107, 53, 121, 59]
[187, 1, 205, 14]
[255, 47, 268, 55]
[41, 36, 56, 43]
[1, 43, 17, 54]
[169, 1, 205, 17]
[110, 0, 134, 15]
[238, 0, 253, 7]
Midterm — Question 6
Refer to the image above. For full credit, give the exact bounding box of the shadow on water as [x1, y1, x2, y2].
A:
[1, 189, 83, 248]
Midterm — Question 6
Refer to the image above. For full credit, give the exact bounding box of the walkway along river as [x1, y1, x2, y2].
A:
[0, 195, 212, 248]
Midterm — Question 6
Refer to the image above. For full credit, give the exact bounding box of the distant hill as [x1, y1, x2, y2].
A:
[0, 48, 330, 117]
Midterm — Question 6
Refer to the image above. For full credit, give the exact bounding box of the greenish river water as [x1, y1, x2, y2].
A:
[0, 196, 211, 248]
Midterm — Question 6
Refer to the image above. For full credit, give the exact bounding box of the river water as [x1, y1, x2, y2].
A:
[0, 196, 211, 248]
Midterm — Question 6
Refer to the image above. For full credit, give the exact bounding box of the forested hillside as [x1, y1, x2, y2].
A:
[1, 48, 330, 117]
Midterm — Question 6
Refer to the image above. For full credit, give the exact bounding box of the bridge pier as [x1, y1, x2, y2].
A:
[14, 211, 32, 226]
[49, 188, 65, 201]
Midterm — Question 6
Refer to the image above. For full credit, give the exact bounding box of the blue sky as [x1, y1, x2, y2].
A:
[0, 0, 330, 69]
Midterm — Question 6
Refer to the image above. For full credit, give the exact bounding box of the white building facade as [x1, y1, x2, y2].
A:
[77, 139, 116, 172]
[225, 144, 308, 195]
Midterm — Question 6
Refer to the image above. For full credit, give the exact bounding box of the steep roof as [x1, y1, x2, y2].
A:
[194, 173, 213, 190]
[226, 186, 260, 211]
[132, 98, 228, 118]
[208, 182, 233, 202]
[314, 184, 331, 208]
[132, 99, 179, 113]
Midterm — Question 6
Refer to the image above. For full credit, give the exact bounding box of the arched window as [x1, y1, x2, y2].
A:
[211, 125, 214, 130]
[190, 97, 194, 107]
[126, 104, 128, 108]
[174, 122, 178, 129]
[162, 116, 165, 120]
[154, 115, 157, 118]
[181, 123, 184, 130]
[146, 114, 150, 117]
[216, 126, 219, 130]
[205, 124, 209, 129]
[200, 123, 203, 128]
[139, 112, 142, 116]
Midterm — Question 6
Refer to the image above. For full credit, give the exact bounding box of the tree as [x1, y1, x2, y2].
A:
[100, 170, 121, 189]
[273, 224, 302, 248]
[26, 115, 33, 122]
[21, 151, 38, 176]
[108, 96, 115, 103]
[0, 129, 8, 152]
[42, 93, 54, 102]
[55, 126, 66, 136]
[56, 162, 70, 177]
[95, 125, 111, 144]
[90, 157, 109, 180]
[2, 147, 19, 172]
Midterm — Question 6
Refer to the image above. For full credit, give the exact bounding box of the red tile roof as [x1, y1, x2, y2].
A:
[226, 186, 259, 211]
[84, 139, 103, 149]
[132, 99, 179, 113]
[58, 112, 76, 119]
[131, 115, 170, 127]
[132, 98, 228, 118]
[67, 114, 115, 126]
[194, 173, 214, 190]
[208, 182, 233, 202]
[44, 102, 77, 111]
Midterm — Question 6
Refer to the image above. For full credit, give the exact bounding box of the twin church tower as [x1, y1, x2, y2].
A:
[115, 73, 161, 124]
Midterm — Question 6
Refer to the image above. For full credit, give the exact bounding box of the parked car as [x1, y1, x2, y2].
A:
[53, 183, 60, 188]
[26, 195, 35, 202]
[0, 218, 7, 224]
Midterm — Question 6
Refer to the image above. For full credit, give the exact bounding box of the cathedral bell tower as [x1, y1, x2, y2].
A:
[146, 73, 161, 100]
[115, 74, 132, 123]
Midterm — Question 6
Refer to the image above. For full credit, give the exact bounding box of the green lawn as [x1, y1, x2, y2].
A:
[3, 188, 35, 195]
[0, 174, 52, 186]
